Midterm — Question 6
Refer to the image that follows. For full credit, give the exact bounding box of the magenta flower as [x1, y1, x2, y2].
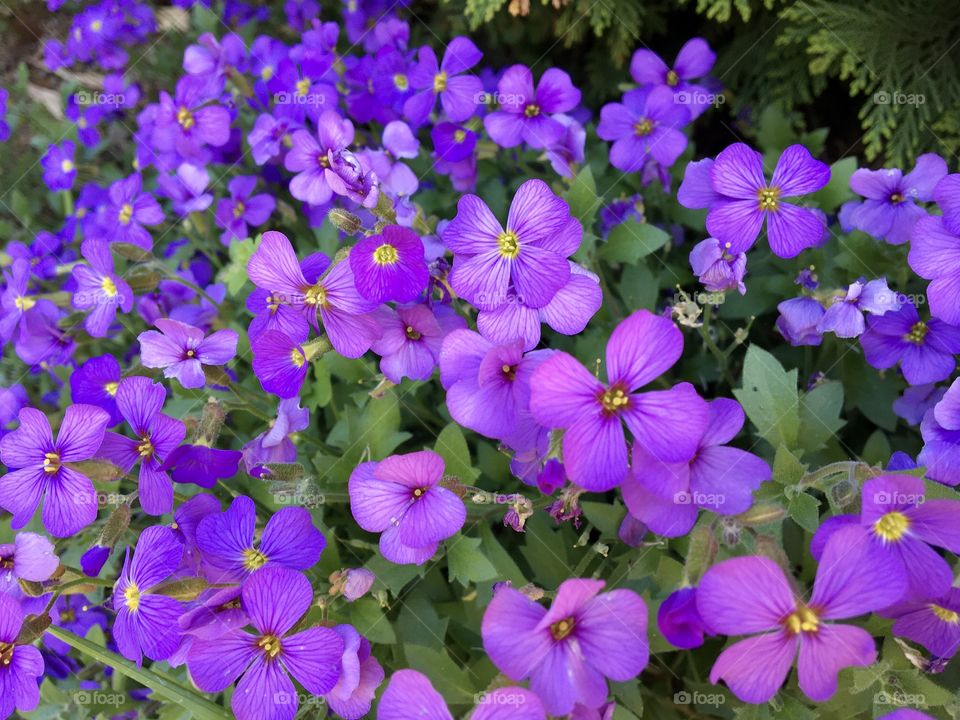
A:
[97, 376, 185, 516]
[0, 592, 44, 717]
[195, 495, 326, 582]
[621, 397, 770, 537]
[484, 65, 581, 149]
[370, 303, 465, 384]
[349, 225, 428, 303]
[881, 587, 960, 659]
[403, 37, 483, 126]
[112, 525, 185, 666]
[138, 318, 238, 389]
[348, 450, 466, 565]
[678, 144, 830, 257]
[324, 624, 384, 719]
[284, 110, 355, 205]
[71, 239, 134, 338]
[481, 578, 648, 716]
[187, 567, 344, 720]
[696, 525, 906, 704]
[0, 404, 109, 537]
[530, 309, 709, 491]
[443, 179, 579, 311]
[657, 587, 709, 650]
[630, 38, 717, 118]
[597, 87, 690, 172]
[378, 669, 546, 720]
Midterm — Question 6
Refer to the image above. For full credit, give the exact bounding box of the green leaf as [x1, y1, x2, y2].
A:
[811, 157, 857, 211]
[348, 597, 397, 644]
[563, 165, 598, 229]
[798, 380, 845, 453]
[599, 221, 670, 264]
[479, 523, 526, 586]
[733, 346, 800, 450]
[787, 492, 821, 533]
[404, 645, 475, 704]
[217, 236, 258, 295]
[446, 535, 499, 585]
[581, 501, 625, 536]
[46, 627, 230, 719]
[434, 423, 480, 481]
[773, 444, 806, 485]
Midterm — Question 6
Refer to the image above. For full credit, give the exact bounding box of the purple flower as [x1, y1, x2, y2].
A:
[621, 398, 770, 536]
[327, 149, 380, 208]
[251, 330, 314, 399]
[215, 175, 275, 244]
[242, 398, 309, 476]
[152, 75, 231, 164]
[378, 669, 546, 720]
[630, 38, 716, 119]
[158, 444, 241, 488]
[284, 110, 355, 205]
[908, 215, 960, 326]
[696, 526, 906, 704]
[196, 495, 325, 582]
[919, 379, 960, 486]
[544, 113, 586, 178]
[882, 588, 960, 659]
[187, 567, 344, 720]
[0, 404, 108, 537]
[371, 303, 465, 384]
[112, 525, 184, 665]
[816, 278, 900, 338]
[248, 111, 302, 166]
[0, 532, 59, 593]
[848, 154, 946, 244]
[247, 231, 381, 358]
[432, 121, 476, 162]
[69, 354, 123, 426]
[776, 296, 825, 346]
[481, 578, 648, 716]
[811, 474, 960, 600]
[597, 87, 690, 172]
[443, 178, 579, 311]
[439, 329, 551, 444]
[0, 592, 44, 717]
[348, 450, 466, 565]
[268, 56, 339, 124]
[80, 545, 112, 578]
[678, 144, 830, 257]
[324, 625, 384, 719]
[97, 376, 185, 515]
[859, 301, 960, 385]
[404, 37, 483, 125]
[0, 259, 56, 343]
[530, 310, 709, 491]
[0, 87, 9, 142]
[156, 163, 214, 215]
[102, 174, 165, 250]
[893, 383, 946, 426]
[689, 238, 747, 294]
[40, 141, 77, 191]
[342, 568, 375, 601]
[484, 65, 581, 149]
[349, 225, 428, 303]
[138, 318, 238, 389]
[658, 587, 708, 649]
[71, 239, 134, 338]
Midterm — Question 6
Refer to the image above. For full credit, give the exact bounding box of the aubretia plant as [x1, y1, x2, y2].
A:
[1, 3, 959, 720]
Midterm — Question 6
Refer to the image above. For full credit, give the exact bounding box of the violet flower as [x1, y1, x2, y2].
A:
[908, 214, 960, 326]
[69, 354, 123, 426]
[816, 278, 900, 338]
[481, 578, 648, 716]
[215, 175, 275, 244]
[242, 399, 309, 477]
[0, 532, 59, 593]
[186, 567, 344, 720]
[284, 110, 355, 205]
[101, 174, 165, 250]
[689, 238, 747, 294]
[349, 225, 428, 303]
[348, 450, 466, 565]
[484, 65, 581, 149]
[324, 624, 384, 719]
[404, 37, 483, 126]
[597, 87, 690, 172]
[371, 303, 465, 384]
[40, 140, 77, 191]
[530, 309, 709, 491]
[71, 239, 134, 338]
[0, 404, 109, 537]
[776, 296, 825, 346]
[881, 588, 960, 659]
[658, 587, 709, 649]
[919, 379, 960, 486]
[630, 38, 717, 119]
[156, 162, 214, 215]
[0, 592, 44, 717]
[138, 318, 238, 389]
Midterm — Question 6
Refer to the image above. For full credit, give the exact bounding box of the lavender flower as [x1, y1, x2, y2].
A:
[156, 163, 213, 215]
[404, 37, 483, 125]
[776, 297, 825, 346]
[484, 65, 581, 149]
[530, 309, 709, 491]
[859, 301, 960, 385]
[919, 379, 960, 486]
[816, 278, 900, 338]
[689, 238, 747, 294]
[242, 399, 309, 477]
[678, 144, 830, 257]
[597, 87, 690, 172]
[138, 318, 238, 389]
[481, 578, 648, 716]
[908, 214, 960, 326]
[40, 141, 77, 191]
[630, 38, 716, 118]
[284, 110, 355, 205]
[101, 174, 165, 250]
[215, 175, 275, 245]
[349, 225, 428, 303]
[348, 450, 466, 565]
[0, 532, 59, 593]
[324, 625, 384, 719]
[0, 404, 108, 537]
[882, 588, 960, 659]
[186, 567, 344, 720]
[0, 592, 44, 717]
[71, 239, 134, 338]
[371, 303, 465, 384]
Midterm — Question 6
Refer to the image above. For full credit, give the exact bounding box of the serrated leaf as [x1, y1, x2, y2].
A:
[733, 346, 800, 450]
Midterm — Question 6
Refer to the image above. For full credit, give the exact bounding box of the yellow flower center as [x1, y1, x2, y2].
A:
[260, 66, 274, 81]
[91, 19, 103, 32]
[177, 106, 194, 130]
[137, 436, 154, 458]
[295, 78, 311, 96]
[243, 547, 269, 571]
[14, 295, 36, 312]
[257, 634, 282, 659]
[784, 606, 820, 634]
[118, 203, 134, 225]
[316, 153, 330, 168]
[930, 605, 960, 624]
[43, 451, 61, 474]
[757, 186, 781, 212]
[904, 321, 928, 345]
[61, 159, 75, 173]
[101, 276, 118, 297]
[524, 104, 541, 118]
[393, 74, 409, 91]
[433, 72, 447, 93]
[405, 325, 422, 340]
[890, 192, 906, 204]
[124, 582, 141, 612]
[453, 129, 466, 143]
[501, 363, 516, 381]
[634, 119, 653, 137]
[600, 386, 630, 414]
[291, 348, 306, 368]
[497, 230, 520, 259]
[104, 381, 119, 396]
[874, 511, 910, 542]
[0, 641, 12, 667]
[304, 284, 328, 308]
[373, 243, 399, 266]
[550, 616, 575, 640]
[666, 69, 679, 87]
[232, 200, 246, 219]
